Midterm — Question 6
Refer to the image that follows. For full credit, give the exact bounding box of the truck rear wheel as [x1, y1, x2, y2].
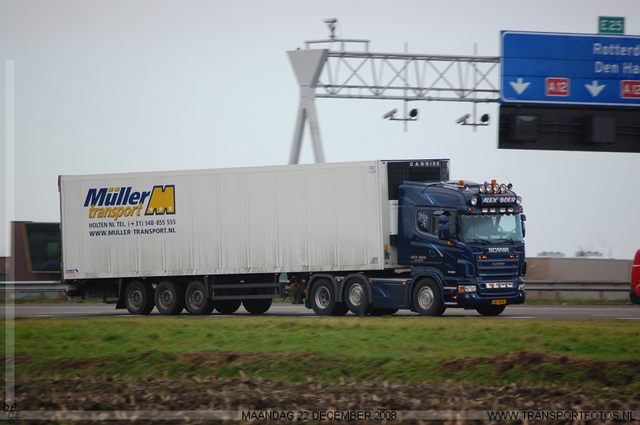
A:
[214, 299, 241, 314]
[413, 279, 446, 317]
[155, 280, 185, 315]
[476, 305, 506, 316]
[242, 298, 272, 315]
[310, 279, 340, 316]
[124, 281, 155, 315]
[344, 280, 369, 316]
[185, 280, 215, 315]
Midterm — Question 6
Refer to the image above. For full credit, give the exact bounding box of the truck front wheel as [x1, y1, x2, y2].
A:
[476, 305, 506, 316]
[124, 281, 155, 315]
[155, 280, 185, 315]
[413, 279, 446, 317]
[185, 280, 215, 315]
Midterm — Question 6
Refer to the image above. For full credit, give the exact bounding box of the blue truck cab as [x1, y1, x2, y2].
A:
[302, 161, 526, 318]
[396, 179, 526, 316]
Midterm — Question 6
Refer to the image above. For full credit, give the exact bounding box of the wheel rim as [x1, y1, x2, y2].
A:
[348, 283, 364, 307]
[189, 289, 203, 308]
[159, 288, 174, 309]
[417, 286, 435, 310]
[128, 288, 142, 309]
[315, 286, 331, 309]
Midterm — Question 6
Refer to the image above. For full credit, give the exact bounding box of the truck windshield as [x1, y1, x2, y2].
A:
[460, 214, 523, 244]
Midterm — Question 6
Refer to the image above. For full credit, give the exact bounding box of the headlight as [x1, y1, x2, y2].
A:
[516, 196, 522, 205]
[500, 184, 507, 193]
[493, 184, 500, 193]
[458, 285, 477, 292]
[479, 185, 486, 194]
[485, 283, 515, 289]
[470, 196, 479, 206]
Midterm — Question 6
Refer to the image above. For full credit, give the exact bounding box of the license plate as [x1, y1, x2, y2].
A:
[492, 299, 506, 305]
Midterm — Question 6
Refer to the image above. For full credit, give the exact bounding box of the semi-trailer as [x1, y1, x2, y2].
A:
[59, 159, 526, 316]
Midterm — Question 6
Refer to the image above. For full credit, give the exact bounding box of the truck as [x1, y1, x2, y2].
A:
[631, 249, 640, 305]
[59, 159, 526, 317]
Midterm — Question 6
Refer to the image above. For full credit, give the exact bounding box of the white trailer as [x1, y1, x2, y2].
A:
[59, 159, 449, 315]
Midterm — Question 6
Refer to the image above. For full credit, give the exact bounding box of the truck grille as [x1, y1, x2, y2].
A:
[477, 256, 520, 278]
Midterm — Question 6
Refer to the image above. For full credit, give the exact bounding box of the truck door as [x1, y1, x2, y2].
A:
[402, 208, 456, 270]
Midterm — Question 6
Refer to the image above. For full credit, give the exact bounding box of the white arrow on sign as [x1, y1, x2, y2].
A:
[585, 81, 605, 97]
[509, 78, 530, 95]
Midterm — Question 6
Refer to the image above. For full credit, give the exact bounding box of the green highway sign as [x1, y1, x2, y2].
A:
[599, 17, 624, 34]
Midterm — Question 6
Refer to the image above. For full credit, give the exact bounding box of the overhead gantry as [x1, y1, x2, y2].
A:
[288, 20, 501, 164]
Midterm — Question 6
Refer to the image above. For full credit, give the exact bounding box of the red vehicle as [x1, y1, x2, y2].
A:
[631, 250, 640, 305]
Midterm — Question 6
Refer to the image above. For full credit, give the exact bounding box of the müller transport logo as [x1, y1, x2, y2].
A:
[84, 185, 175, 220]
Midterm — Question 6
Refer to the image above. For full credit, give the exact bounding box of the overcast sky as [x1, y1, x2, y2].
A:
[1, 0, 639, 259]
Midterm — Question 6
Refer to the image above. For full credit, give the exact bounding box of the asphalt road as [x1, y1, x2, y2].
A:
[1, 302, 639, 320]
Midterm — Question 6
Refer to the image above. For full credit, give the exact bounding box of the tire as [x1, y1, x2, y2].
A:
[369, 308, 398, 316]
[630, 290, 640, 305]
[124, 281, 155, 315]
[214, 299, 241, 315]
[476, 305, 506, 316]
[242, 298, 273, 315]
[412, 279, 446, 316]
[185, 280, 215, 315]
[344, 280, 370, 316]
[154, 280, 185, 315]
[310, 279, 339, 316]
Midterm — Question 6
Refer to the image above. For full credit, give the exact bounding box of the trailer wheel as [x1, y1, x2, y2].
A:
[185, 280, 215, 315]
[124, 281, 155, 315]
[310, 279, 338, 316]
[344, 280, 369, 316]
[154, 280, 185, 315]
[413, 279, 446, 317]
[214, 299, 241, 315]
[475, 305, 506, 316]
[242, 298, 272, 315]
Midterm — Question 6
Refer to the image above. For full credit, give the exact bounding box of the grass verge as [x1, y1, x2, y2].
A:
[2, 316, 640, 389]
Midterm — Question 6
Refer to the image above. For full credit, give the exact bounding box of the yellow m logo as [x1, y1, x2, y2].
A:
[145, 185, 175, 215]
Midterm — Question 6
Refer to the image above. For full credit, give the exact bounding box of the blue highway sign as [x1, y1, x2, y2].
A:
[501, 31, 640, 107]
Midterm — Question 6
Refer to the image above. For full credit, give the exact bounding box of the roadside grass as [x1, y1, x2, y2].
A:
[2, 316, 640, 388]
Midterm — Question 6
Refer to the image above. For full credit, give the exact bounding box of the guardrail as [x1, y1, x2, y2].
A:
[0, 281, 66, 297]
[525, 281, 630, 299]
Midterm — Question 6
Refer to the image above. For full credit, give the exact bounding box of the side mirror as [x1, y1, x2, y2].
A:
[438, 215, 451, 240]
[521, 214, 527, 238]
